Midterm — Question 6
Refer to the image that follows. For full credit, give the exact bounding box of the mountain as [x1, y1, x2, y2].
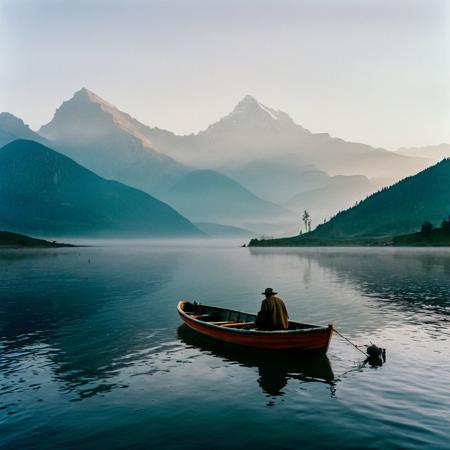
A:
[310, 159, 450, 238]
[194, 222, 255, 238]
[144, 95, 311, 168]
[37, 89, 431, 201]
[0, 112, 47, 147]
[0, 140, 203, 238]
[397, 144, 450, 163]
[144, 95, 309, 167]
[142, 95, 431, 181]
[38, 88, 188, 195]
[286, 175, 377, 226]
[224, 158, 331, 204]
[159, 170, 295, 232]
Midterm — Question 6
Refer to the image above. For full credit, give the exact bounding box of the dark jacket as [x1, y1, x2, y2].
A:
[255, 295, 289, 330]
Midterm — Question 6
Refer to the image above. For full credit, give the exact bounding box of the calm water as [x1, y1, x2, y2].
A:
[0, 243, 449, 449]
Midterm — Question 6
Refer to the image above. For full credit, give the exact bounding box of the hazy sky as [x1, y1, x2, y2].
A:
[1, 0, 449, 149]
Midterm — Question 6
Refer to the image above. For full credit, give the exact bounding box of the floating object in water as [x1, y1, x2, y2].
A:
[177, 300, 333, 352]
[366, 355, 383, 367]
[366, 344, 382, 358]
[366, 344, 385, 359]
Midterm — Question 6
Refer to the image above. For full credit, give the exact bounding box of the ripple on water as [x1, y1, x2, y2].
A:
[1, 246, 449, 449]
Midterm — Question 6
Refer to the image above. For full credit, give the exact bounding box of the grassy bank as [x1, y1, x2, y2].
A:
[0, 231, 75, 248]
[249, 230, 450, 247]
[392, 229, 450, 246]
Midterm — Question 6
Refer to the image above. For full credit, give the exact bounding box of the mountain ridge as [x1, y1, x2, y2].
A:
[38, 88, 430, 182]
[397, 144, 450, 163]
[285, 174, 377, 226]
[134, 92, 432, 180]
[302, 158, 450, 239]
[0, 112, 48, 147]
[160, 169, 295, 232]
[248, 158, 450, 246]
[38, 88, 189, 195]
[0, 139, 203, 238]
[3, 88, 436, 234]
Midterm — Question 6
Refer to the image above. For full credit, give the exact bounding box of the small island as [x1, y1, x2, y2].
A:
[0, 230, 75, 248]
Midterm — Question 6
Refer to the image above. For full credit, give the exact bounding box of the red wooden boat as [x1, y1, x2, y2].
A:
[177, 300, 333, 352]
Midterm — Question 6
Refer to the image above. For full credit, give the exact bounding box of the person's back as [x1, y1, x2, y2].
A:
[255, 288, 289, 330]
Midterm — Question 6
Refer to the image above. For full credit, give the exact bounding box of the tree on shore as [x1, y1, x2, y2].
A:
[421, 221, 433, 234]
[301, 210, 311, 234]
[441, 216, 450, 233]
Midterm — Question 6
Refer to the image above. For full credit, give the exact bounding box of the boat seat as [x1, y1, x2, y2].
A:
[189, 313, 217, 321]
[221, 322, 255, 328]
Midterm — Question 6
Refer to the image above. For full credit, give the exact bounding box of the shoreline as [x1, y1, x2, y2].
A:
[248, 230, 450, 248]
[0, 231, 77, 249]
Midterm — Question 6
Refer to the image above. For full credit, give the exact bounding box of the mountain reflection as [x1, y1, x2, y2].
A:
[177, 325, 335, 397]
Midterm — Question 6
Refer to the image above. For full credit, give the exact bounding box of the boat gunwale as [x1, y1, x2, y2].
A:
[178, 300, 332, 335]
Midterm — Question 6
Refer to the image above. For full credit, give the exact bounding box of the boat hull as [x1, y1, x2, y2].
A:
[177, 300, 333, 352]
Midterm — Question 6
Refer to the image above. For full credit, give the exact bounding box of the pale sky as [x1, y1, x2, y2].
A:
[1, 0, 449, 149]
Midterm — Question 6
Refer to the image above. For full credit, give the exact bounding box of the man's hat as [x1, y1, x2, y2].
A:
[262, 287, 278, 296]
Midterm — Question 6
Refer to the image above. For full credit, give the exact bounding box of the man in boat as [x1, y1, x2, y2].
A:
[255, 288, 289, 330]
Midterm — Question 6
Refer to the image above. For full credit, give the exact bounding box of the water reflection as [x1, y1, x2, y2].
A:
[1, 245, 449, 450]
[177, 325, 335, 397]
[0, 248, 181, 400]
[248, 248, 450, 328]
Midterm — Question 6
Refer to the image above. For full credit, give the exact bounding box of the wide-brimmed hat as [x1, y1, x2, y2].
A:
[262, 287, 278, 296]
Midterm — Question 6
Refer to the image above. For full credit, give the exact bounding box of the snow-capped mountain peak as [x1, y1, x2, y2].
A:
[231, 95, 286, 121]
[202, 95, 300, 138]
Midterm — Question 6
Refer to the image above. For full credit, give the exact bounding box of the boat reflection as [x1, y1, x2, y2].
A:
[177, 324, 335, 397]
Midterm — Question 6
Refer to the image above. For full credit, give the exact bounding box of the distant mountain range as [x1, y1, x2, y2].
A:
[39, 88, 188, 195]
[160, 170, 294, 232]
[311, 158, 450, 238]
[141, 94, 431, 181]
[146, 95, 310, 167]
[0, 112, 48, 147]
[194, 222, 255, 238]
[37, 89, 430, 187]
[0, 140, 203, 238]
[286, 175, 377, 225]
[397, 144, 450, 163]
[224, 159, 330, 204]
[0, 88, 441, 238]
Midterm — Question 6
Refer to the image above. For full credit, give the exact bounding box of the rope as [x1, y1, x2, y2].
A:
[333, 328, 367, 356]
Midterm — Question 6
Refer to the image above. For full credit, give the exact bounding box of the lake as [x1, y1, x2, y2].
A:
[0, 242, 449, 449]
